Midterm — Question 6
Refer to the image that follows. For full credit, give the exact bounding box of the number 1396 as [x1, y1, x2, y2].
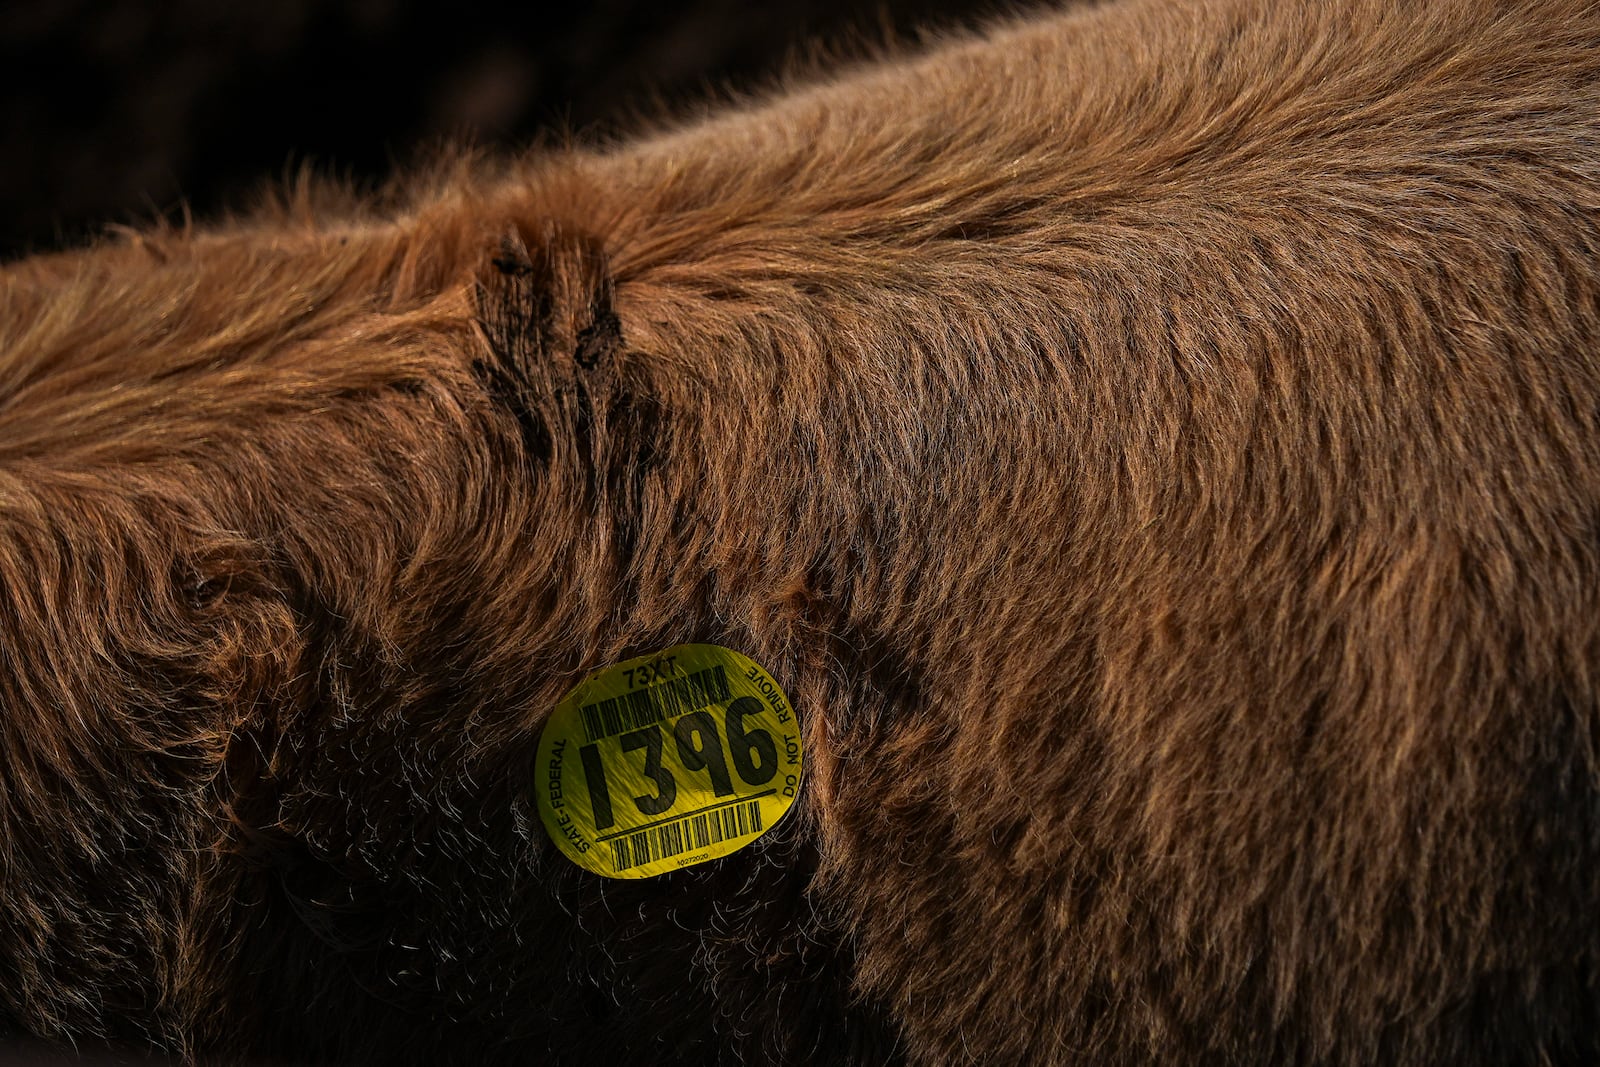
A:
[577, 697, 778, 830]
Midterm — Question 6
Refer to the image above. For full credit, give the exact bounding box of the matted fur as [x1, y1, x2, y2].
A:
[2, 0, 1599, 1062]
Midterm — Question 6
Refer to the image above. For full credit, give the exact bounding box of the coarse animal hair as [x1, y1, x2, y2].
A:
[2, 0, 1599, 1062]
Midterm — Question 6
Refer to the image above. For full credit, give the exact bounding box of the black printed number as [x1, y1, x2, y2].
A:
[725, 696, 778, 786]
[586, 701, 780, 826]
[622, 726, 677, 814]
[579, 742, 615, 831]
[674, 711, 735, 796]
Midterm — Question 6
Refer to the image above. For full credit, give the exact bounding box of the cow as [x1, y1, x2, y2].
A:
[1, 0, 1598, 1062]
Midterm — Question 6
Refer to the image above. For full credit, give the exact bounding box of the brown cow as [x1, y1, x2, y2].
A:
[1, 0, 1598, 1062]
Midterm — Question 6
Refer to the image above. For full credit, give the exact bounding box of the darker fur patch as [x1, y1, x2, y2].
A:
[574, 305, 621, 370]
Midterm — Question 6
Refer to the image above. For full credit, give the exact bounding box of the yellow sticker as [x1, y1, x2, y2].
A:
[535, 644, 803, 879]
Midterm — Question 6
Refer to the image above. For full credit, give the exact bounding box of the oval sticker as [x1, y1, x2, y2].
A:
[535, 644, 803, 878]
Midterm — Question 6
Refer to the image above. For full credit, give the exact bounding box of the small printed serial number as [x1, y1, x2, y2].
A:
[611, 801, 765, 870]
[623, 656, 678, 690]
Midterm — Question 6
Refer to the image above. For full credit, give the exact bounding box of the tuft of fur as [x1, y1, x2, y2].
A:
[3, 0, 1599, 1062]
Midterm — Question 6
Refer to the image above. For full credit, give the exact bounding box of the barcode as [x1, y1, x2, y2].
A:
[579, 665, 731, 742]
[611, 801, 765, 870]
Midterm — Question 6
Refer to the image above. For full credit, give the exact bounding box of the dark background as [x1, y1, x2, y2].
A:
[1, 0, 1008, 261]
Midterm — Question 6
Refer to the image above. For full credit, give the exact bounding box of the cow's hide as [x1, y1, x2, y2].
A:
[1, 0, 1598, 1063]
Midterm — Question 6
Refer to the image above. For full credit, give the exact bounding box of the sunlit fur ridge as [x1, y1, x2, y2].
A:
[1, 0, 1598, 1063]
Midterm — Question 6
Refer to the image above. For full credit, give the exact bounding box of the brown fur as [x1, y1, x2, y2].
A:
[3, 0, 1599, 1062]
